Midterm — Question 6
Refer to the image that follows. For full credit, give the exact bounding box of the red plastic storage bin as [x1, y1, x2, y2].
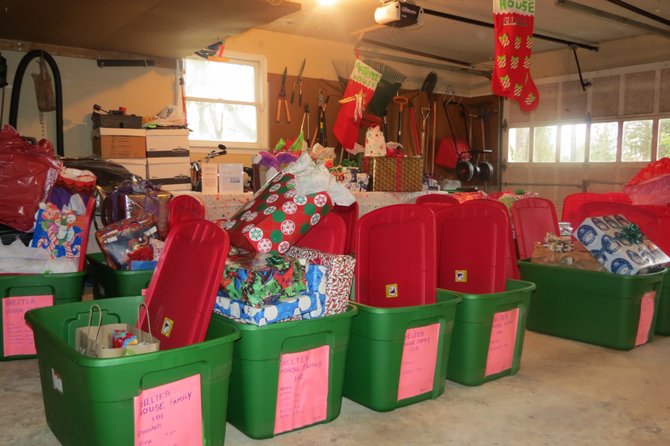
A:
[434, 200, 510, 294]
[511, 197, 560, 260]
[415, 193, 460, 205]
[169, 194, 205, 226]
[354, 204, 436, 308]
[331, 201, 359, 255]
[294, 212, 347, 255]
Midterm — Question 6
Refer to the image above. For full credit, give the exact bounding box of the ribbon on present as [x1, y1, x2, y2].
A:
[617, 224, 644, 245]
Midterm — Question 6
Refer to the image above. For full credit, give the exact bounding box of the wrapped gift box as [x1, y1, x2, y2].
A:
[574, 214, 670, 275]
[94, 214, 160, 270]
[363, 156, 423, 192]
[286, 246, 355, 316]
[214, 264, 328, 326]
[222, 172, 332, 254]
[220, 252, 308, 307]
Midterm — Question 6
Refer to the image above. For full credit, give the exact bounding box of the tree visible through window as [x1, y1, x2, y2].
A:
[183, 57, 263, 148]
[590, 122, 618, 162]
[622, 120, 652, 162]
[533, 126, 557, 162]
[658, 118, 670, 159]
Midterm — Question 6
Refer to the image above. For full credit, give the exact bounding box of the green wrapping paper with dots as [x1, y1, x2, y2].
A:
[220, 252, 308, 307]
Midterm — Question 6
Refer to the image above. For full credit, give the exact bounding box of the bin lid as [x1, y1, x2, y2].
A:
[140, 219, 230, 350]
[353, 204, 436, 308]
[294, 212, 346, 255]
[511, 197, 560, 260]
[435, 200, 510, 294]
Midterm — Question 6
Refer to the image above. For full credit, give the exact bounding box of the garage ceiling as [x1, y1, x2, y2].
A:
[0, 0, 667, 67]
[0, 0, 301, 59]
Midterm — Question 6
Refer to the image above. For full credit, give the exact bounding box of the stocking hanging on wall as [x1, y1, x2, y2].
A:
[333, 59, 381, 152]
[491, 0, 539, 112]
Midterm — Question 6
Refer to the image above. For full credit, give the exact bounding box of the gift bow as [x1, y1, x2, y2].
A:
[617, 224, 644, 244]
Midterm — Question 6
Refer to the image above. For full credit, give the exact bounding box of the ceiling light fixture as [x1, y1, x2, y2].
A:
[318, 0, 337, 6]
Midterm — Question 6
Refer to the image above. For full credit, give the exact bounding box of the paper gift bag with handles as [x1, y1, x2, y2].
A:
[76, 303, 160, 358]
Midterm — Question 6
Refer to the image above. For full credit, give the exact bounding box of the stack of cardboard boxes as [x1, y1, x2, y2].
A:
[92, 127, 192, 191]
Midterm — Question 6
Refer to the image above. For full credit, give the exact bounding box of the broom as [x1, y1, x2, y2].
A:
[331, 59, 356, 92]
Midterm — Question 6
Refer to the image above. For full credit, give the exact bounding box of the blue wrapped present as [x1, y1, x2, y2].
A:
[213, 264, 327, 326]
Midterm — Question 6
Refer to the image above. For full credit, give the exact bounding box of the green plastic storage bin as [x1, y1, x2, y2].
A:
[25, 295, 240, 446]
[655, 273, 670, 335]
[210, 306, 358, 439]
[343, 293, 461, 411]
[441, 279, 535, 386]
[518, 260, 665, 349]
[1, 270, 86, 360]
[86, 253, 154, 299]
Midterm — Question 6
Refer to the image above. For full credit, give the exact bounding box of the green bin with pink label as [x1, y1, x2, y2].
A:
[24, 295, 240, 446]
[1, 271, 86, 361]
[439, 279, 535, 386]
[519, 260, 664, 349]
[343, 292, 461, 411]
[209, 305, 357, 439]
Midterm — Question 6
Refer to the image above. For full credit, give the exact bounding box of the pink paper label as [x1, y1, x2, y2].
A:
[397, 323, 441, 401]
[2, 295, 54, 357]
[485, 307, 520, 377]
[134, 374, 203, 446]
[635, 291, 655, 347]
[274, 345, 330, 435]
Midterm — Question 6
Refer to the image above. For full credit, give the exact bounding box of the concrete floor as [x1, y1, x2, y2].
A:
[1, 331, 668, 446]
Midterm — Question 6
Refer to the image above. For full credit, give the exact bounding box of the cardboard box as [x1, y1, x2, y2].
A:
[146, 129, 190, 152]
[151, 176, 192, 192]
[92, 128, 146, 159]
[146, 151, 191, 180]
[218, 163, 244, 193]
[201, 163, 220, 194]
[574, 214, 670, 275]
[108, 158, 147, 178]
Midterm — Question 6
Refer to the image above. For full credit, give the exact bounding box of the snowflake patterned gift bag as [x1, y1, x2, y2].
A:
[223, 172, 333, 254]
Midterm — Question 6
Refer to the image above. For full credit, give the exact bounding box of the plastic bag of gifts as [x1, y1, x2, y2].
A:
[574, 214, 670, 275]
[222, 151, 355, 254]
[94, 214, 162, 270]
[531, 232, 606, 272]
[214, 257, 328, 326]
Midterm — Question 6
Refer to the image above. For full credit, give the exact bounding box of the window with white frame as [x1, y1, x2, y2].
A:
[182, 54, 266, 150]
[506, 64, 670, 164]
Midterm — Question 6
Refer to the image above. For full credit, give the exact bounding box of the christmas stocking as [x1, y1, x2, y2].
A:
[333, 59, 381, 152]
[492, 1, 539, 112]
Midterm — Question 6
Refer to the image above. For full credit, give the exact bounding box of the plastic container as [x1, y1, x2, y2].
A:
[511, 197, 560, 260]
[209, 306, 358, 439]
[343, 292, 461, 411]
[654, 272, 670, 335]
[294, 212, 347, 255]
[440, 279, 535, 386]
[354, 204, 436, 307]
[86, 253, 154, 299]
[25, 295, 240, 446]
[1, 271, 86, 360]
[519, 260, 665, 349]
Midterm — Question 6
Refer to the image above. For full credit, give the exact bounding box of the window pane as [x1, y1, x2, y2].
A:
[622, 119, 652, 162]
[533, 126, 557, 162]
[508, 128, 530, 162]
[589, 122, 618, 162]
[184, 59, 255, 102]
[560, 124, 586, 162]
[658, 118, 670, 158]
[187, 101, 257, 142]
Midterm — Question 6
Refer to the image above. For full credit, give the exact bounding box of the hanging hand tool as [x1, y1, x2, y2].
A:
[420, 106, 430, 157]
[392, 95, 409, 144]
[406, 92, 422, 156]
[276, 67, 291, 123]
[301, 103, 311, 146]
[312, 89, 329, 146]
[291, 58, 306, 106]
